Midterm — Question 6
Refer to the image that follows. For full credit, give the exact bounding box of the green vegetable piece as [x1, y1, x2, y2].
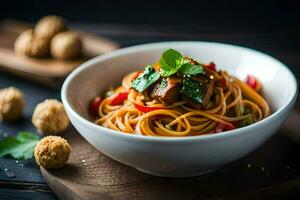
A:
[244, 108, 251, 114]
[234, 104, 244, 116]
[159, 49, 185, 77]
[180, 78, 204, 103]
[131, 66, 160, 93]
[239, 105, 245, 115]
[159, 78, 168, 89]
[240, 115, 254, 127]
[178, 63, 204, 76]
[0, 132, 40, 160]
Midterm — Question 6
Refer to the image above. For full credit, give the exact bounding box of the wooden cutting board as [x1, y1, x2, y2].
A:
[0, 19, 119, 87]
[40, 99, 300, 200]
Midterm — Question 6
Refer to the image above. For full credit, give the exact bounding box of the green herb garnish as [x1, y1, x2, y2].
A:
[159, 49, 204, 77]
[0, 132, 40, 160]
[132, 49, 205, 97]
[180, 78, 204, 103]
[178, 63, 204, 76]
[131, 66, 160, 93]
[159, 49, 185, 77]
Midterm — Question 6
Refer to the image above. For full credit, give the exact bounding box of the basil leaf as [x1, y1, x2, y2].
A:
[180, 78, 204, 103]
[160, 68, 179, 77]
[178, 63, 204, 76]
[131, 66, 160, 93]
[0, 132, 40, 160]
[159, 49, 185, 77]
[159, 49, 205, 77]
[17, 131, 39, 142]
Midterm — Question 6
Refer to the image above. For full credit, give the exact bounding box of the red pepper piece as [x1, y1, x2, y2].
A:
[204, 62, 216, 71]
[90, 97, 102, 116]
[222, 77, 227, 87]
[215, 123, 225, 133]
[110, 92, 129, 106]
[215, 122, 235, 133]
[134, 103, 164, 113]
[226, 123, 235, 130]
[246, 75, 262, 92]
[246, 75, 257, 90]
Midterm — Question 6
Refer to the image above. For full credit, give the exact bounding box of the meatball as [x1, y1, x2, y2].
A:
[14, 29, 32, 56]
[35, 15, 66, 40]
[0, 87, 25, 121]
[14, 29, 49, 57]
[32, 99, 69, 135]
[34, 136, 71, 169]
[50, 31, 82, 59]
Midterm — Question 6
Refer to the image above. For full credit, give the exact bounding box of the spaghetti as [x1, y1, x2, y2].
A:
[91, 49, 270, 137]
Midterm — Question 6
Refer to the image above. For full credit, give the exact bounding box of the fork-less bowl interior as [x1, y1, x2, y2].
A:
[62, 42, 297, 177]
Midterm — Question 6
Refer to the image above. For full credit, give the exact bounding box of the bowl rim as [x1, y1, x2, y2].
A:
[61, 41, 298, 142]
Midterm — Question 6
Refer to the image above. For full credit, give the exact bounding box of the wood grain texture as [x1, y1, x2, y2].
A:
[0, 19, 119, 87]
[40, 98, 300, 200]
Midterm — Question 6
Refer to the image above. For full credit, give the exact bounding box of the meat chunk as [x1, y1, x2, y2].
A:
[149, 76, 181, 105]
[149, 71, 214, 109]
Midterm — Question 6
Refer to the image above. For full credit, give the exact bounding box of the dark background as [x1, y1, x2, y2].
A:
[1, 0, 299, 78]
[1, 0, 299, 27]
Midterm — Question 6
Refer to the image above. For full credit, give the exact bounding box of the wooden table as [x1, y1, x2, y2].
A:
[0, 22, 299, 200]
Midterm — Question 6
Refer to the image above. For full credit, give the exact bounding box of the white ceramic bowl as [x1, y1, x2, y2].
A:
[61, 42, 298, 177]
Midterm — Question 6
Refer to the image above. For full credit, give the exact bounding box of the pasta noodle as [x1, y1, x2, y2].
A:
[94, 69, 270, 137]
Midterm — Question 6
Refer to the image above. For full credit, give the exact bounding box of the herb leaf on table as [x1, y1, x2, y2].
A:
[0, 132, 40, 160]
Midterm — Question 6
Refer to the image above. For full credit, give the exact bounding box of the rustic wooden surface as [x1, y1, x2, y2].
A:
[0, 20, 118, 87]
[0, 20, 300, 200]
[40, 103, 300, 200]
